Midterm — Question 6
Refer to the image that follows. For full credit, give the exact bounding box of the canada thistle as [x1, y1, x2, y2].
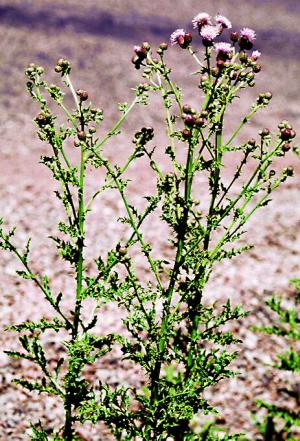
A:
[1, 10, 296, 441]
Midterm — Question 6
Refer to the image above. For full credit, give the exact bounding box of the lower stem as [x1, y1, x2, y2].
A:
[151, 138, 194, 404]
[63, 402, 73, 440]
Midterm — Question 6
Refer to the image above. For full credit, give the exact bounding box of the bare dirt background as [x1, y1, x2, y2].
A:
[0, 0, 299, 439]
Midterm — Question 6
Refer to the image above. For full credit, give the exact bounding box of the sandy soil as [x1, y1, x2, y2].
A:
[0, 1, 299, 439]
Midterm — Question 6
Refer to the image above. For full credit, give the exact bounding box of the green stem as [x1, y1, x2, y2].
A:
[72, 141, 85, 338]
[90, 97, 138, 156]
[1, 238, 71, 328]
[151, 137, 195, 403]
[224, 105, 261, 148]
[86, 149, 137, 210]
[204, 121, 223, 250]
[102, 159, 163, 292]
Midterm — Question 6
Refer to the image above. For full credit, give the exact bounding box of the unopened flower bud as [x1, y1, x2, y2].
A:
[211, 67, 219, 77]
[77, 130, 86, 141]
[280, 128, 293, 140]
[184, 114, 195, 127]
[285, 166, 294, 176]
[37, 66, 44, 75]
[260, 128, 270, 137]
[278, 120, 291, 129]
[195, 117, 206, 128]
[183, 104, 192, 114]
[76, 89, 89, 101]
[182, 129, 192, 139]
[142, 42, 151, 51]
[118, 248, 127, 257]
[247, 72, 255, 81]
[239, 53, 248, 64]
[55, 58, 70, 75]
[159, 42, 168, 51]
[230, 32, 239, 42]
[253, 64, 261, 73]
[230, 71, 238, 80]
[89, 126, 96, 134]
[217, 59, 225, 69]
[184, 32, 193, 44]
[248, 138, 256, 147]
[264, 92, 272, 100]
[282, 143, 291, 152]
[36, 113, 45, 125]
[134, 46, 147, 60]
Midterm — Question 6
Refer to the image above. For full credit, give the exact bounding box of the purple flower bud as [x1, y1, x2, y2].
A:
[230, 32, 239, 42]
[184, 114, 195, 127]
[182, 129, 192, 139]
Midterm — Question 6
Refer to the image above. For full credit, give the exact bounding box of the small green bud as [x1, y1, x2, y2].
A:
[89, 126, 96, 134]
[264, 92, 272, 100]
[142, 42, 151, 51]
[253, 64, 261, 73]
[182, 104, 192, 114]
[260, 128, 270, 137]
[159, 42, 168, 51]
[248, 138, 256, 147]
[285, 166, 294, 176]
[36, 66, 44, 75]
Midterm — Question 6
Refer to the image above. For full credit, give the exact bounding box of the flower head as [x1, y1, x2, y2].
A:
[215, 14, 232, 29]
[251, 50, 261, 60]
[239, 28, 256, 50]
[214, 42, 234, 56]
[170, 29, 193, 49]
[134, 45, 141, 53]
[192, 12, 212, 30]
[200, 25, 219, 45]
[240, 28, 256, 43]
[170, 29, 185, 45]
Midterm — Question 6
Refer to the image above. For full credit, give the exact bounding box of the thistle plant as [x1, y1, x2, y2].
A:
[254, 278, 300, 441]
[1, 12, 297, 441]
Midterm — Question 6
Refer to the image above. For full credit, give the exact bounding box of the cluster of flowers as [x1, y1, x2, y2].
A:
[170, 12, 259, 61]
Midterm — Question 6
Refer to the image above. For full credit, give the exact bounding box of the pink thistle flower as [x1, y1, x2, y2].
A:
[134, 45, 144, 55]
[200, 25, 219, 45]
[215, 14, 232, 29]
[192, 12, 212, 30]
[251, 50, 261, 60]
[170, 29, 192, 48]
[170, 28, 186, 45]
[214, 42, 234, 56]
[240, 28, 256, 43]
